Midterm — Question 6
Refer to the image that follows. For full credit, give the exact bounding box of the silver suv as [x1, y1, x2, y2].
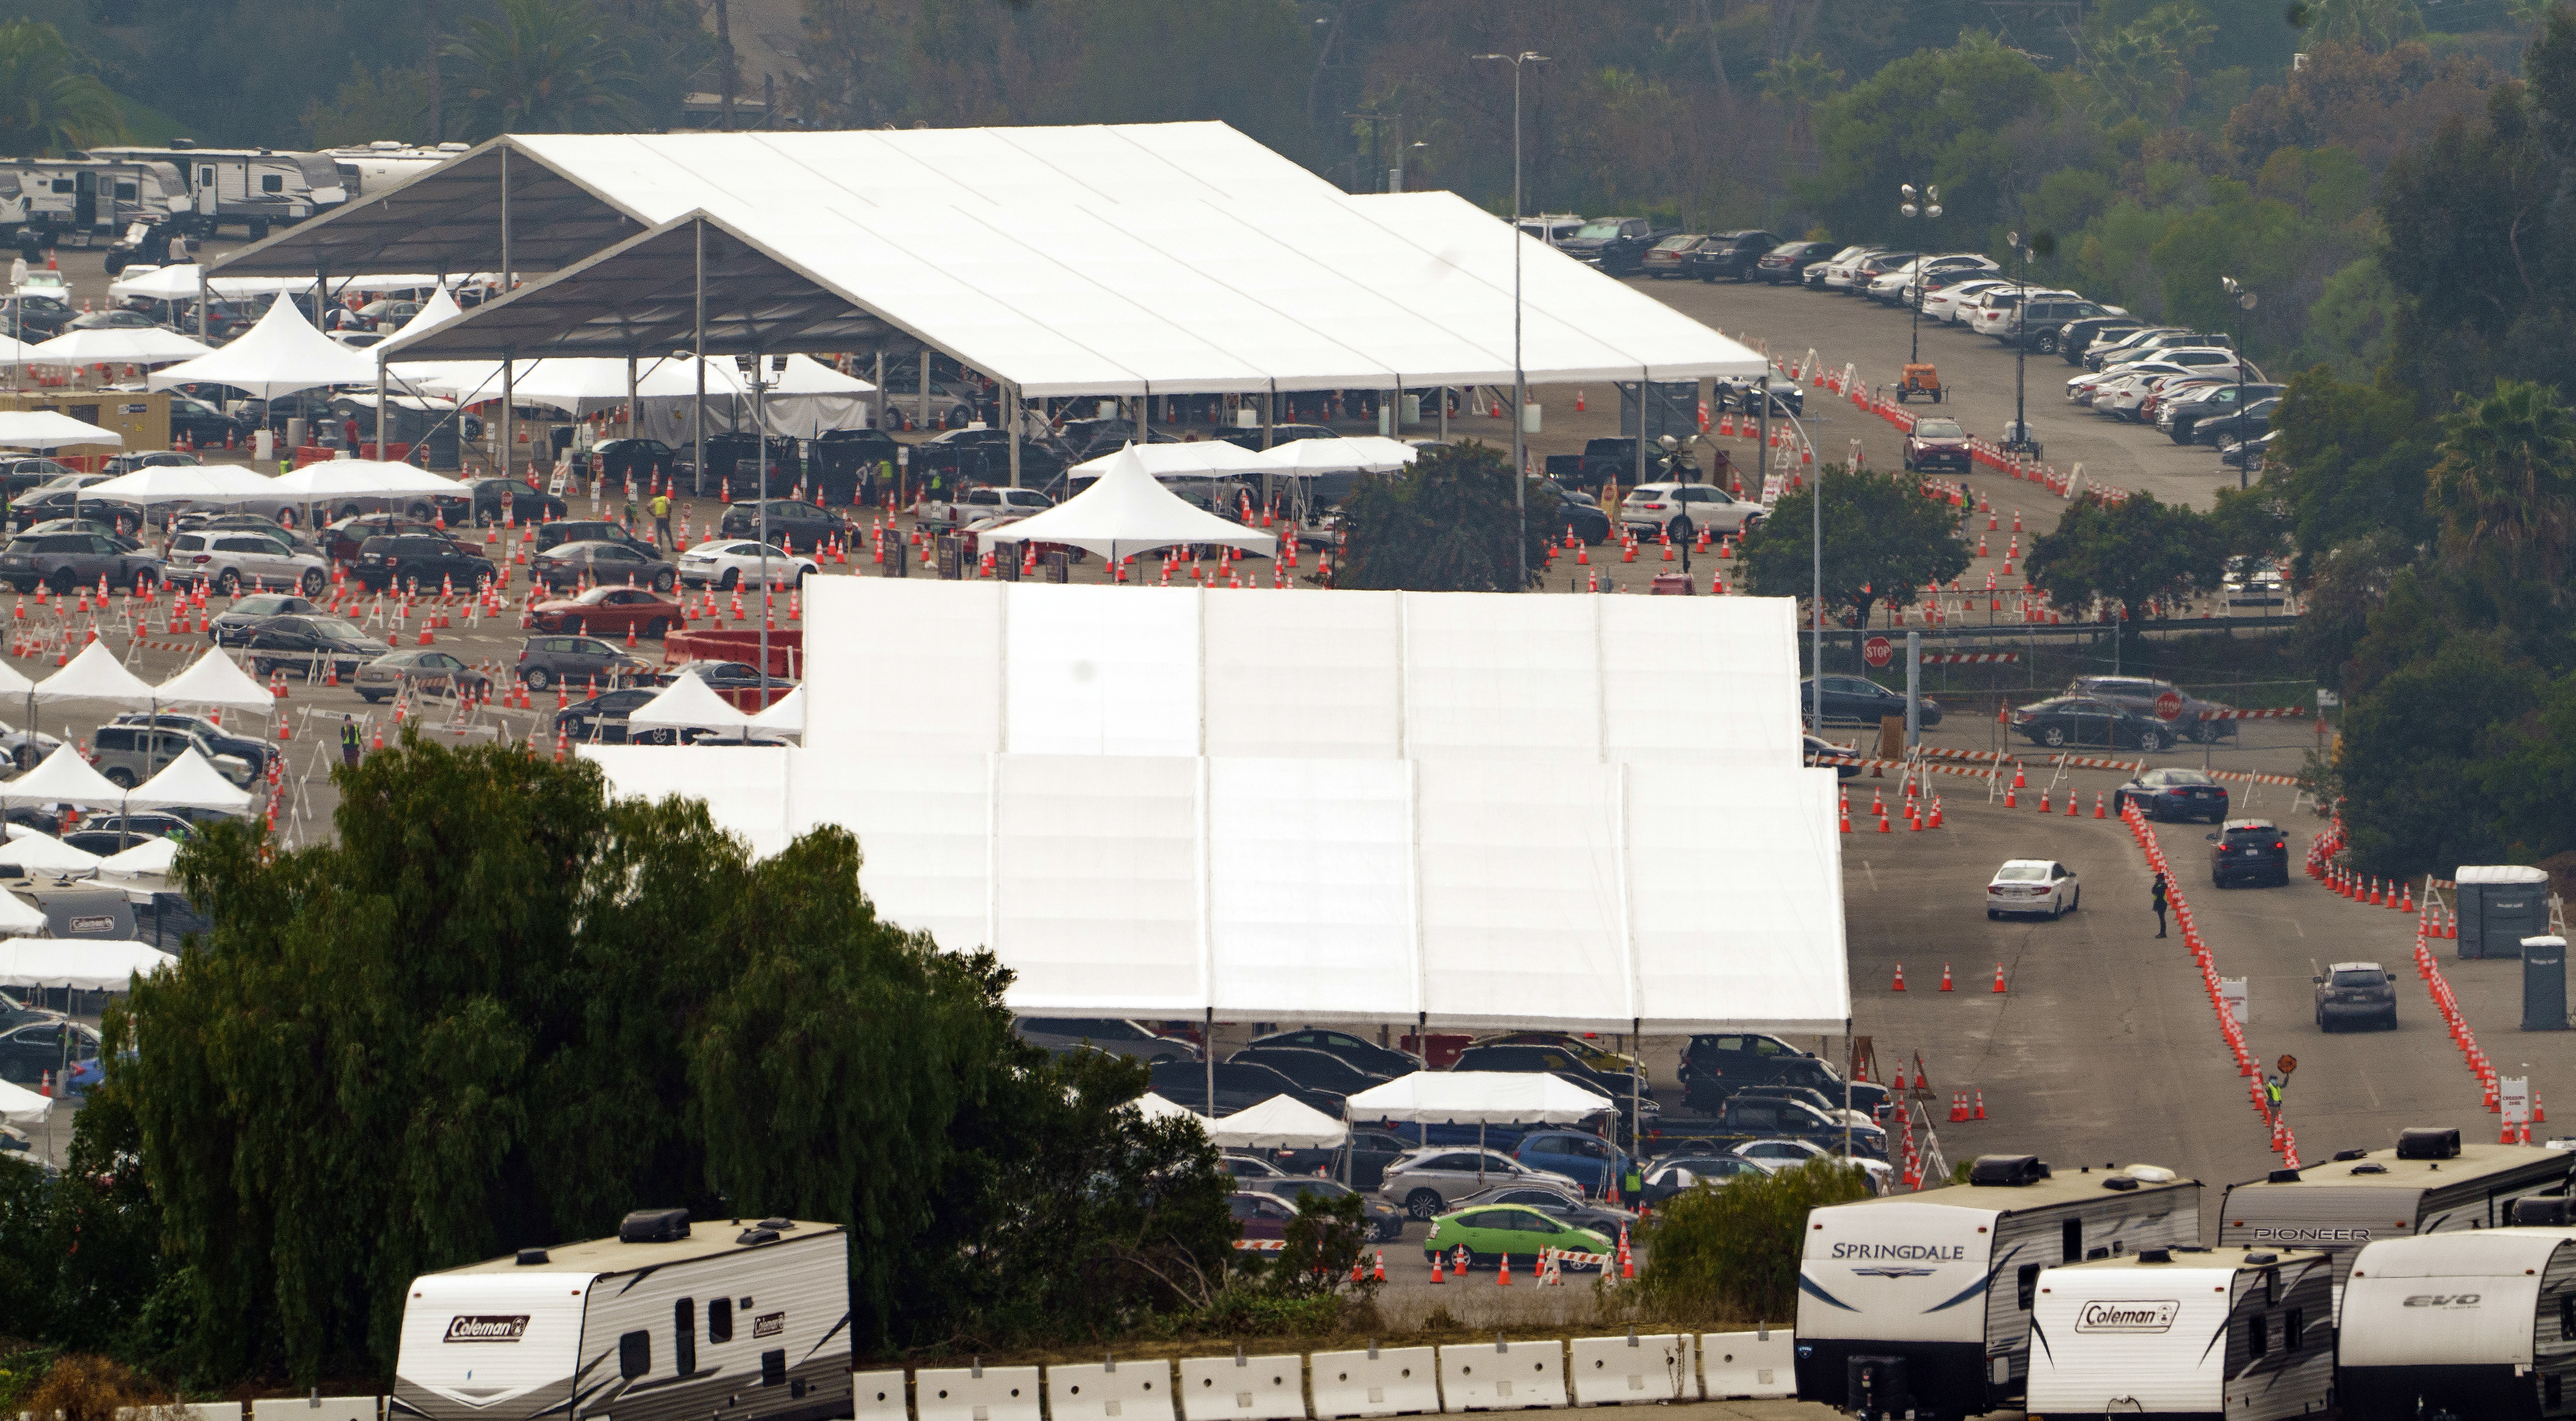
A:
[167, 529, 328, 598]
[91, 724, 254, 790]
[1376, 1147, 1582, 1220]
[1618, 482, 1763, 541]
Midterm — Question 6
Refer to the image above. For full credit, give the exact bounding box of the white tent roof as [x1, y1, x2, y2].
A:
[1130, 1091, 1202, 1126]
[0, 888, 44, 936]
[980, 450, 1276, 561]
[0, 1075, 50, 1124]
[1344, 1071, 1613, 1125]
[82, 462, 281, 506]
[1068, 440, 1276, 480]
[35, 642, 158, 705]
[146, 289, 380, 398]
[125, 748, 255, 813]
[0, 743, 128, 808]
[0, 937, 176, 989]
[0, 411, 123, 449]
[385, 284, 467, 342]
[0, 658, 36, 698]
[98, 835, 181, 876]
[158, 649, 285, 713]
[1264, 435, 1419, 473]
[0, 335, 34, 366]
[108, 265, 484, 303]
[0, 825, 102, 869]
[626, 671, 755, 731]
[21, 326, 212, 368]
[266, 459, 431, 500]
[746, 683, 804, 734]
[1208, 1093, 1349, 1148]
[397, 352, 871, 413]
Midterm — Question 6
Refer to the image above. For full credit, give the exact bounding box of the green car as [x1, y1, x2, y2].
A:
[1422, 1203, 1614, 1271]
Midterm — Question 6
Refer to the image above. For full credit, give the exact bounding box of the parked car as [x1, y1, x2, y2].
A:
[90, 722, 254, 790]
[2009, 694, 2174, 751]
[1239, 1177, 1408, 1243]
[550, 684, 668, 743]
[165, 529, 328, 597]
[1224, 1046, 1391, 1096]
[323, 516, 449, 563]
[1639, 232, 1708, 278]
[1662, 1093, 1887, 1158]
[514, 634, 654, 692]
[579, 437, 685, 487]
[1147, 1059, 1343, 1118]
[1447, 1044, 1643, 1114]
[2065, 676, 2239, 743]
[2111, 766, 2231, 823]
[2003, 297, 2115, 352]
[109, 711, 272, 781]
[921, 484, 1055, 534]
[649, 660, 795, 712]
[1901, 416, 1972, 473]
[1675, 1033, 1890, 1118]
[2163, 383, 2282, 443]
[0, 530, 162, 593]
[677, 539, 819, 590]
[349, 533, 493, 593]
[1729, 1083, 1878, 1131]
[1533, 479, 1611, 544]
[0, 1018, 98, 1085]
[1015, 1017, 1200, 1064]
[1473, 1030, 1638, 1078]
[1732, 1139, 1893, 1191]
[1684, 229, 1780, 282]
[1639, 1153, 1769, 1204]
[1617, 482, 1763, 541]
[1922, 277, 2009, 325]
[526, 539, 678, 593]
[1422, 1201, 1614, 1271]
[0, 294, 73, 340]
[11, 487, 139, 534]
[1986, 858, 2080, 920]
[1753, 239, 1840, 284]
[1510, 1130, 1630, 1197]
[1555, 216, 1664, 274]
[530, 520, 660, 557]
[1719, 372, 1805, 416]
[353, 649, 491, 704]
[1805, 734, 1862, 777]
[716, 499, 852, 554]
[1376, 1147, 1582, 1220]
[2211, 818, 2290, 888]
[2192, 395, 2282, 448]
[2058, 316, 2141, 364]
[241, 614, 382, 681]
[100, 450, 200, 477]
[2314, 961, 2398, 1032]
[1241, 1026, 1420, 1079]
[439, 476, 569, 527]
[526, 587, 685, 639]
[1799, 676, 1943, 729]
[20, 518, 139, 553]
[1339, 1127, 1418, 1191]
[1227, 1189, 1300, 1245]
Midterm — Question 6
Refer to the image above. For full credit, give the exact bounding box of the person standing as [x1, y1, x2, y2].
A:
[340, 715, 361, 769]
[2150, 871, 2169, 939]
[649, 490, 672, 548]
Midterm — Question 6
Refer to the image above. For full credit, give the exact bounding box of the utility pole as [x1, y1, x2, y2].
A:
[1473, 51, 1548, 588]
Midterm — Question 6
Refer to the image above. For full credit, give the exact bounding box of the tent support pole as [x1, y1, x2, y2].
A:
[1205, 1007, 1215, 1117]
[1634, 365, 1648, 495]
[1261, 381, 1274, 450]
[917, 347, 928, 432]
[1439, 386, 1448, 441]
[1631, 1015, 1642, 1163]
[1140, 383, 1152, 442]
[502, 357, 514, 482]
[1477, 1119, 1485, 1185]
[195, 264, 207, 344]
[693, 222, 706, 499]
[626, 354, 637, 441]
[1844, 1015, 1853, 1160]
[872, 349, 885, 445]
[1005, 382, 1020, 490]
[374, 352, 387, 461]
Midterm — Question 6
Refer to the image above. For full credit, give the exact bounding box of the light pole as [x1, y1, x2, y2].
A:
[1898, 184, 1941, 365]
[1476, 49, 1548, 587]
[735, 352, 785, 699]
[2001, 230, 2052, 457]
[2221, 276, 2257, 489]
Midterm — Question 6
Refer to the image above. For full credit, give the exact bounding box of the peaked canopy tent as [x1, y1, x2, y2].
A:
[978, 450, 1278, 563]
[626, 670, 756, 734]
[19, 327, 212, 369]
[0, 744, 126, 810]
[0, 1076, 50, 1125]
[147, 290, 381, 399]
[1344, 1071, 1614, 1178]
[82, 463, 282, 506]
[0, 411, 123, 449]
[123, 749, 255, 814]
[0, 827, 103, 871]
[0, 938, 176, 989]
[156, 649, 279, 712]
[0, 888, 44, 936]
[1206, 1094, 1348, 1149]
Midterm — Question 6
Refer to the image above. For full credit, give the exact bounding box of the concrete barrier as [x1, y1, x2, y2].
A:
[1178, 1353, 1308, 1421]
[1699, 1329, 1794, 1400]
[1436, 1341, 1565, 1412]
[915, 1365, 1042, 1421]
[1047, 1361, 1176, 1421]
[853, 1371, 909, 1421]
[1310, 1346, 1438, 1418]
[250, 1400, 376, 1421]
[1567, 1334, 1696, 1406]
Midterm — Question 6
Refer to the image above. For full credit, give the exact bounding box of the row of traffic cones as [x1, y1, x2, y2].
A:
[1892, 962, 2008, 993]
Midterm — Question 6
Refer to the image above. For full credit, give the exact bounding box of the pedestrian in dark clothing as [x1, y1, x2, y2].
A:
[2151, 872, 2169, 938]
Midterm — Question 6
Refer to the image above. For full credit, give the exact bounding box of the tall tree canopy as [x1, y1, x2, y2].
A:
[1335, 441, 1548, 592]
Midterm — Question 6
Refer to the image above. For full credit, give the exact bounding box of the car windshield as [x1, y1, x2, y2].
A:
[2162, 770, 2215, 785]
[2331, 969, 2382, 987]
[1995, 864, 2049, 881]
[311, 618, 369, 642]
[1574, 221, 1625, 239]
[1913, 419, 1963, 438]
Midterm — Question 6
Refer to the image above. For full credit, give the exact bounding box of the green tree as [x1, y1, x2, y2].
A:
[441, 0, 638, 138]
[0, 19, 123, 157]
[301, 62, 433, 149]
[2264, 366, 2437, 566]
[1335, 441, 1547, 592]
[1800, 35, 2057, 251]
[2337, 636, 2536, 875]
[1629, 1158, 1875, 1323]
[2023, 492, 2228, 626]
[2426, 377, 2576, 587]
[1738, 467, 1971, 629]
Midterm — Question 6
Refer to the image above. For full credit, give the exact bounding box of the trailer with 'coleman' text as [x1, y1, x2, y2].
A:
[391, 1209, 851, 1421]
[2338, 1228, 2576, 1421]
[2025, 1245, 2336, 1421]
[1795, 1154, 2201, 1419]
[2218, 1130, 2572, 1301]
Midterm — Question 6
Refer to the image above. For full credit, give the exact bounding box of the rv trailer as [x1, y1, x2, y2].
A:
[1795, 1154, 2201, 1418]
[2338, 1227, 2576, 1421]
[2218, 1129, 2572, 1292]
[391, 1210, 851, 1421]
[2024, 1245, 2335, 1421]
[83, 145, 344, 237]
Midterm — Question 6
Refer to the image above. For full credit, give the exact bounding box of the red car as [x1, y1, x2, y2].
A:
[527, 585, 685, 638]
[1902, 415, 1972, 473]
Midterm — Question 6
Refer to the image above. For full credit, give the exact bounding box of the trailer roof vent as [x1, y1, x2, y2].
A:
[2268, 1169, 2302, 1183]
[735, 1228, 779, 1246]
[2350, 1163, 2388, 1174]
[2243, 1251, 2277, 1264]
[515, 1248, 549, 1266]
[2514, 1196, 2571, 1227]
[619, 1208, 691, 1243]
[1967, 1154, 2050, 1186]
[2124, 1164, 2177, 1183]
[757, 1218, 795, 1231]
[2137, 1248, 2173, 1264]
[2332, 1149, 2369, 1162]
[2102, 1176, 2139, 1191]
[2396, 1127, 2462, 1160]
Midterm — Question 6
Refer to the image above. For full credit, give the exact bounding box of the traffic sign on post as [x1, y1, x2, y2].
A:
[1864, 636, 1894, 668]
[2154, 690, 2185, 721]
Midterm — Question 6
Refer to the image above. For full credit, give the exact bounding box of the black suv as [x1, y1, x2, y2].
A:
[811, 428, 903, 501]
[1754, 239, 1840, 285]
[718, 499, 851, 553]
[350, 534, 495, 593]
[1556, 217, 1663, 275]
[580, 438, 684, 487]
[2210, 818, 2290, 887]
[2313, 961, 2398, 1032]
[1147, 1059, 1344, 1118]
[2067, 676, 2238, 743]
[1676, 1033, 1890, 1116]
[435, 477, 569, 527]
[1686, 229, 1782, 283]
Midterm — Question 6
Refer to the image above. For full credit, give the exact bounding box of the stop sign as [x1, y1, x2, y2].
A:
[2154, 690, 2185, 721]
[1863, 636, 1894, 668]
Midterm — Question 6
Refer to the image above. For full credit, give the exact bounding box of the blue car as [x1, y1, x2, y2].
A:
[1512, 1129, 1631, 1198]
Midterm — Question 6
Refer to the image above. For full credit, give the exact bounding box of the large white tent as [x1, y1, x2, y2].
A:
[0, 411, 122, 449]
[1206, 1094, 1348, 1149]
[147, 290, 379, 398]
[0, 1076, 51, 1125]
[82, 463, 282, 506]
[36, 643, 158, 706]
[21, 327, 211, 368]
[978, 451, 1276, 562]
[156, 649, 287, 713]
[1344, 1072, 1614, 1124]
[0, 888, 45, 935]
[124, 749, 255, 815]
[626, 671, 755, 734]
[0, 743, 127, 809]
[1067, 441, 1277, 480]
[0, 938, 176, 990]
[0, 828, 102, 871]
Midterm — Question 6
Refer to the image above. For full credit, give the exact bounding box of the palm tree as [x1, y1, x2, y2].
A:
[2428, 378, 2576, 584]
[0, 19, 124, 158]
[442, 0, 639, 138]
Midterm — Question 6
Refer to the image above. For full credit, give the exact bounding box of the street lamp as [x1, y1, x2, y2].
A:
[1475, 49, 1548, 587]
[1898, 183, 1941, 365]
[2221, 276, 2257, 489]
[2001, 229, 2053, 457]
[734, 351, 787, 698]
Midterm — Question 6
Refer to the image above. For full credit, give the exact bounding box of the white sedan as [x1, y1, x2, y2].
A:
[1988, 858, 2080, 920]
[676, 539, 819, 590]
[1731, 1139, 1894, 1192]
[1923, 278, 2009, 324]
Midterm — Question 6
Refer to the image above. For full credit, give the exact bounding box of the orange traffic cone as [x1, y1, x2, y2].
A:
[2095, 792, 2106, 818]
[1938, 963, 1954, 992]
[1429, 1250, 1444, 1284]
[1973, 1089, 1987, 1119]
[1892, 963, 1906, 991]
[1496, 1251, 1511, 1287]
[1992, 962, 2009, 993]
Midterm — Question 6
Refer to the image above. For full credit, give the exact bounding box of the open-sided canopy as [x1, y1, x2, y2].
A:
[35, 643, 158, 705]
[265, 459, 442, 500]
[1264, 436, 1419, 473]
[0, 889, 44, 936]
[156, 650, 279, 713]
[0, 938, 176, 989]
[1067, 441, 1277, 480]
[1344, 1072, 1613, 1125]
[979, 450, 1276, 561]
[98, 835, 181, 877]
[82, 463, 282, 506]
[746, 684, 804, 735]
[0, 411, 123, 449]
[0, 1076, 50, 1124]
[0, 826, 102, 870]
[22, 327, 211, 368]
[1130, 1091, 1201, 1126]
[0, 743, 128, 808]
[626, 671, 755, 732]
[1207, 1094, 1349, 1148]
[149, 291, 381, 398]
[125, 749, 255, 813]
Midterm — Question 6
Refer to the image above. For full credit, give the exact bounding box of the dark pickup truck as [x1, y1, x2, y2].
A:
[1647, 1095, 1890, 1159]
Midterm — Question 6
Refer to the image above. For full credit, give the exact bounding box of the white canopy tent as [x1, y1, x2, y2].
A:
[745, 684, 804, 737]
[1345, 1072, 1613, 1124]
[1129, 1091, 1203, 1127]
[20, 327, 211, 368]
[82, 463, 282, 506]
[0, 888, 45, 936]
[0, 411, 122, 449]
[0, 743, 127, 810]
[0, 1075, 50, 1125]
[0, 938, 176, 990]
[124, 749, 255, 815]
[36, 643, 158, 707]
[0, 826, 103, 871]
[1206, 1094, 1349, 1150]
[157, 649, 287, 713]
[1067, 441, 1277, 480]
[108, 265, 488, 304]
[979, 450, 1277, 562]
[98, 835, 181, 877]
[626, 671, 756, 734]
[147, 291, 379, 398]
[1263, 435, 1420, 473]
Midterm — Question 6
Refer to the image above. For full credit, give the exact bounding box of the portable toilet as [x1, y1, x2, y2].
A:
[2458, 865, 2551, 960]
[2525, 935, 2568, 1032]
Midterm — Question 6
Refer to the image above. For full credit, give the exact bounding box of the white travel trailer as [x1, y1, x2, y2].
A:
[2339, 1228, 2576, 1421]
[84, 145, 344, 236]
[322, 142, 472, 196]
[2025, 1246, 2336, 1421]
[0, 159, 187, 242]
[391, 1210, 852, 1421]
[1796, 1154, 2202, 1418]
[2219, 1130, 2573, 1294]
